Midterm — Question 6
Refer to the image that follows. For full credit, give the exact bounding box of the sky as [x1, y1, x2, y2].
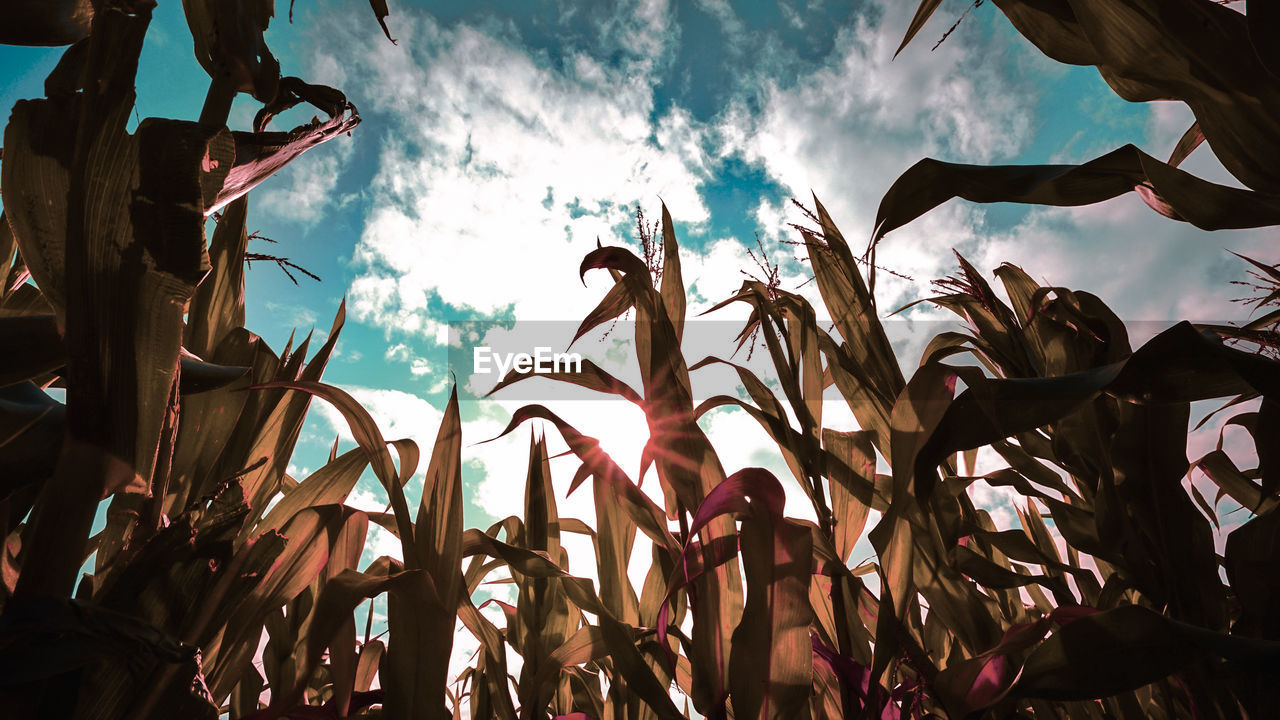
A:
[1, 0, 1272, 689]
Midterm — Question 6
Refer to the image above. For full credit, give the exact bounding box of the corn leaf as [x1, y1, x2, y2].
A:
[0, 0, 93, 46]
[872, 145, 1280, 251]
[1013, 604, 1280, 700]
[895, 0, 945, 57]
[686, 468, 813, 720]
[186, 196, 249, 358]
[988, 0, 1280, 194]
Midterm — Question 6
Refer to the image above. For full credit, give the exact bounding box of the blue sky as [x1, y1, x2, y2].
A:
[2, 0, 1270, 663]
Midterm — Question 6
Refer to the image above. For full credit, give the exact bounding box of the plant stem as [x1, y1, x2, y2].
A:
[200, 72, 237, 127]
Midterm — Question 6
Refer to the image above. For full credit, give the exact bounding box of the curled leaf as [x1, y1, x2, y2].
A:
[873, 145, 1280, 251]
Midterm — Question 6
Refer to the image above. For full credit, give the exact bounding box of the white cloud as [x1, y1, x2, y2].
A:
[313, 384, 445, 449]
[461, 398, 653, 523]
[258, 153, 339, 222]
[969, 198, 1277, 325]
[258, 138, 356, 224]
[715, 0, 1276, 333]
[409, 357, 433, 376]
[693, 0, 746, 44]
[346, 487, 402, 565]
[713, 2, 1037, 316]
[263, 301, 320, 330]
[779, 1, 806, 30]
[336, 13, 712, 335]
[603, 0, 677, 61]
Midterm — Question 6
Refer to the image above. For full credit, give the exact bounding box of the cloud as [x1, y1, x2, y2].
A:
[291, 2, 1270, 630]
[692, 0, 746, 45]
[716, 0, 1277, 333]
[602, 0, 677, 60]
[257, 152, 341, 223]
[967, 198, 1277, 326]
[409, 357, 434, 377]
[778, 1, 807, 31]
[712, 2, 1042, 314]
[460, 398, 653, 521]
[257, 136, 355, 224]
[313, 384, 445, 450]
[308, 0, 1058, 556]
[385, 343, 412, 362]
[263, 301, 320, 330]
[319, 0, 1067, 355]
[333, 12, 713, 337]
[726, 4, 1035, 173]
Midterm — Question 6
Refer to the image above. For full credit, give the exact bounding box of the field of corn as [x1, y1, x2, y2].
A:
[1, 0, 1278, 718]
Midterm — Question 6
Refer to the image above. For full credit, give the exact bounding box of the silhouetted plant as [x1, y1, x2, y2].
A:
[1, 1, 1278, 719]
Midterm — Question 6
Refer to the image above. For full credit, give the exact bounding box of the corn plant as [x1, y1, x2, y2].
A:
[482, 197, 1279, 719]
[0, 0, 395, 717]
[2, 1, 1279, 719]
